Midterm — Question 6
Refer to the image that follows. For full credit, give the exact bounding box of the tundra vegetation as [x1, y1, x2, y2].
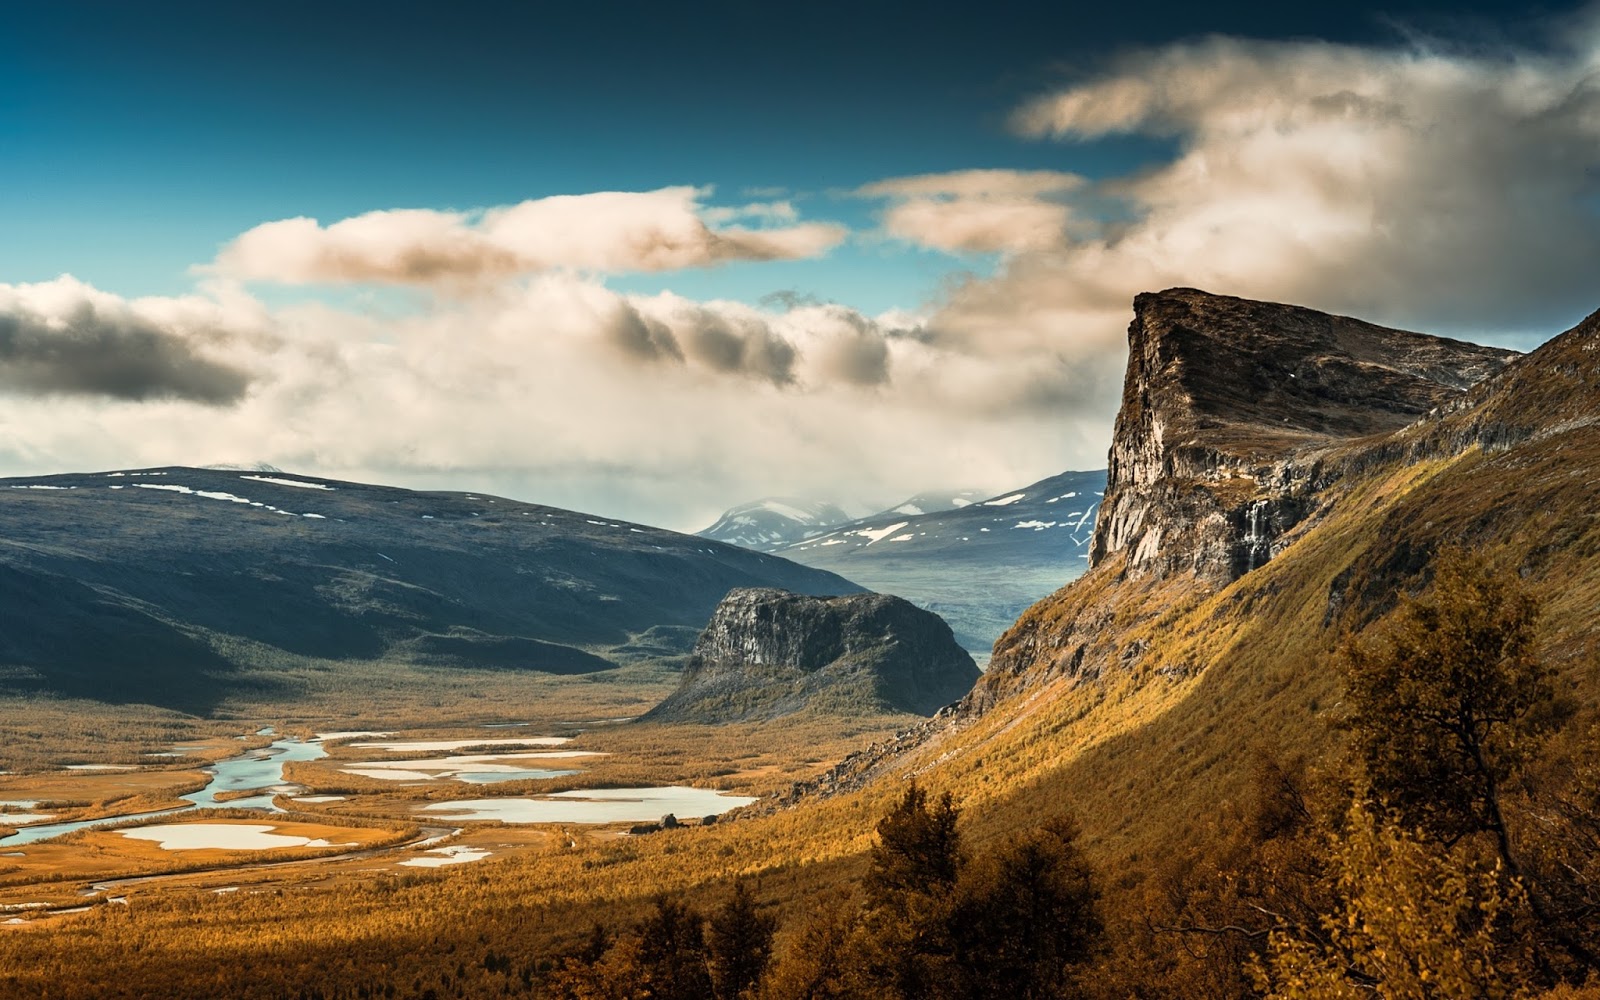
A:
[1, 554, 1599, 999]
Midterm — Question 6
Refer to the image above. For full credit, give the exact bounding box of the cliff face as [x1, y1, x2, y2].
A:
[1093, 289, 1518, 584]
[644, 588, 979, 723]
[780, 291, 1594, 806]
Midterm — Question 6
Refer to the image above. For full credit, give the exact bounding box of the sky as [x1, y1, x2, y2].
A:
[2, 0, 1597, 530]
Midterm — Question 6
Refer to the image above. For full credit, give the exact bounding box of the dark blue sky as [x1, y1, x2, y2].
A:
[0, 0, 1571, 306]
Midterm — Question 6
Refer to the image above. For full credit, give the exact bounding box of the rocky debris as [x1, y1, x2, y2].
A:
[643, 588, 979, 723]
[1092, 288, 1518, 585]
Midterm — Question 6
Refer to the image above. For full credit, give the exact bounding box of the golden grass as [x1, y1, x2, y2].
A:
[1, 432, 1597, 997]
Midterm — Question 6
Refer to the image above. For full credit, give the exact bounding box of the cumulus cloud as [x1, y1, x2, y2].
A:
[0, 270, 1110, 529]
[861, 169, 1084, 253]
[992, 32, 1600, 331]
[0, 278, 255, 404]
[211, 188, 847, 287]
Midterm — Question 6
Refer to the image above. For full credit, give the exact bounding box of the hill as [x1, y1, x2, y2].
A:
[643, 588, 979, 723]
[0, 467, 862, 713]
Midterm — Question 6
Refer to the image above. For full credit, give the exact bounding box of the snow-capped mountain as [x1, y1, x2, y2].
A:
[776, 470, 1107, 656]
[870, 489, 989, 518]
[697, 497, 859, 550]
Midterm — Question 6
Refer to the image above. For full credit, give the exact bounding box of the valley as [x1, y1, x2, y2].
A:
[1, 288, 1598, 999]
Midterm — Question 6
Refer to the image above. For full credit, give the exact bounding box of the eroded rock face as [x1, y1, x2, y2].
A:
[644, 588, 979, 723]
[1092, 288, 1519, 585]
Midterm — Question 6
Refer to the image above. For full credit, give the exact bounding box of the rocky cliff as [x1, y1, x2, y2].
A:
[1093, 288, 1518, 584]
[644, 588, 979, 723]
[780, 290, 1596, 806]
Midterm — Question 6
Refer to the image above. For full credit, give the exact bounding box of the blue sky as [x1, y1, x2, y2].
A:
[1, 0, 1596, 527]
[1, 0, 1562, 309]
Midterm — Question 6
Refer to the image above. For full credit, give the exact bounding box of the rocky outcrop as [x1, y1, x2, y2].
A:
[1093, 289, 1518, 585]
[643, 588, 979, 723]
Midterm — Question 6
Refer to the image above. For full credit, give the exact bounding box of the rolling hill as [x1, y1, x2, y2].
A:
[0, 467, 862, 713]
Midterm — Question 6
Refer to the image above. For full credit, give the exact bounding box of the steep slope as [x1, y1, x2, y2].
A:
[790, 290, 1600, 872]
[779, 470, 1105, 654]
[644, 588, 978, 723]
[0, 468, 862, 712]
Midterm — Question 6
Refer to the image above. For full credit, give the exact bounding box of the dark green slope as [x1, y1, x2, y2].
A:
[0, 467, 862, 712]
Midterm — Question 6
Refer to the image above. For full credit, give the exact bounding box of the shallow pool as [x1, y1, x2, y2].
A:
[419, 786, 758, 825]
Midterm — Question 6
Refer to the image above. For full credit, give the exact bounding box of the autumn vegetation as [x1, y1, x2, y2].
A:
[2, 539, 1600, 1000]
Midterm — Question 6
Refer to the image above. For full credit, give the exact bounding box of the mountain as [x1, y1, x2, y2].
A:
[776, 470, 1106, 655]
[0, 467, 863, 713]
[870, 488, 990, 518]
[697, 497, 859, 550]
[643, 587, 979, 723]
[788, 288, 1600, 876]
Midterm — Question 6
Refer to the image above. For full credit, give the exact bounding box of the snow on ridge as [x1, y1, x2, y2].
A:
[982, 493, 1027, 506]
[240, 475, 334, 491]
[129, 482, 325, 520]
[855, 521, 910, 546]
[135, 483, 253, 504]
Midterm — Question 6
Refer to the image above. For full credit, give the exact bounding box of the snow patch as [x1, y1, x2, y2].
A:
[982, 493, 1027, 506]
[854, 521, 910, 546]
[239, 476, 333, 490]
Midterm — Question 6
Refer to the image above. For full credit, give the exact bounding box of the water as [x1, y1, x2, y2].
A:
[420, 786, 758, 825]
[0, 738, 327, 847]
[452, 769, 580, 784]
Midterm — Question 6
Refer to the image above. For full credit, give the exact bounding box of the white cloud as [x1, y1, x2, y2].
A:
[994, 32, 1600, 331]
[211, 187, 847, 287]
[0, 272, 1102, 529]
[860, 169, 1085, 254]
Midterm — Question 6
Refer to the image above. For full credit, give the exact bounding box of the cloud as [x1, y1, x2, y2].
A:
[9, 21, 1597, 532]
[0, 277, 254, 404]
[860, 169, 1084, 254]
[211, 188, 848, 287]
[994, 32, 1600, 331]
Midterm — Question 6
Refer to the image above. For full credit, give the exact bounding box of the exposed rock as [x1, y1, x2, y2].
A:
[643, 588, 979, 723]
[775, 289, 1588, 807]
[1092, 288, 1518, 585]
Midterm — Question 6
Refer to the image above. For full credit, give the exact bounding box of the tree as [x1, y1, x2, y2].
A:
[865, 782, 963, 907]
[1338, 549, 1597, 973]
[1255, 800, 1520, 1000]
[706, 880, 777, 1000]
[634, 896, 713, 1000]
[948, 818, 1103, 999]
[1340, 550, 1554, 852]
[859, 782, 964, 999]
